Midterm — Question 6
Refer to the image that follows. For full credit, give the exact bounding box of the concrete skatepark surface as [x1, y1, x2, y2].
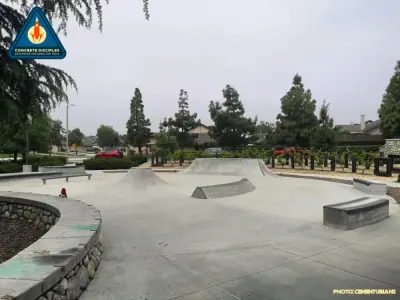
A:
[1, 159, 400, 299]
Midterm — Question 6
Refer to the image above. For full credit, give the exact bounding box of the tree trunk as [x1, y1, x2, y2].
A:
[13, 151, 18, 162]
[138, 146, 142, 155]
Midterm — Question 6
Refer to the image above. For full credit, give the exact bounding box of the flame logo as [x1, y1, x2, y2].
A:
[27, 18, 46, 44]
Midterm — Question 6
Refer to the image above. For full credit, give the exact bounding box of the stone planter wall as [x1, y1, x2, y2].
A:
[0, 192, 102, 300]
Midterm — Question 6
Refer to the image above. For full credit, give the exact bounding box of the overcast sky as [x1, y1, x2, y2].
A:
[48, 0, 400, 135]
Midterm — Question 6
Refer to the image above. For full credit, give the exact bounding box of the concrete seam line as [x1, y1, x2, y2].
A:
[0, 192, 103, 300]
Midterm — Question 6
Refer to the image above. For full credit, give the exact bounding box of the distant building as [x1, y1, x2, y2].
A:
[336, 114, 384, 146]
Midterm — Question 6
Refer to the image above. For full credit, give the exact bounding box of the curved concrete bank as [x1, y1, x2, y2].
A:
[0, 192, 102, 300]
[118, 167, 167, 188]
[183, 158, 275, 177]
[191, 178, 256, 199]
[275, 172, 400, 203]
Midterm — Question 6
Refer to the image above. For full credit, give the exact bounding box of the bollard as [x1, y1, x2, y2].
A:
[330, 156, 336, 172]
[351, 157, 357, 173]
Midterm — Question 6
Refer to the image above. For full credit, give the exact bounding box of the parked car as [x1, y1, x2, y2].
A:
[95, 149, 123, 159]
[273, 146, 309, 157]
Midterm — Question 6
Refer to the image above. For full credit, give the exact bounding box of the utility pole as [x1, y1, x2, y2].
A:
[66, 103, 75, 161]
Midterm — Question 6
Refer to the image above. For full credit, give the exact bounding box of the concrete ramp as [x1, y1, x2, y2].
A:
[184, 158, 274, 177]
[191, 178, 256, 199]
[118, 168, 167, 188]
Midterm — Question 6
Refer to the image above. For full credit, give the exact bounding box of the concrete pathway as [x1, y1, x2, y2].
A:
[1, 167, 399, 299]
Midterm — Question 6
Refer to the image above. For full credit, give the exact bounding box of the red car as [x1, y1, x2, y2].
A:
[273, 147, 309, 157]
[95, 149, 123, 159]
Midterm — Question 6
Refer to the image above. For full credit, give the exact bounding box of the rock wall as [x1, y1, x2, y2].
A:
[0, 202, 58, 230]
[36, 234, 103, 300]
[0, 195, 102, 300]
[380, 139, 400, 156]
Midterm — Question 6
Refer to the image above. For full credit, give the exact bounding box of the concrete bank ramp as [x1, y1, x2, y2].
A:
[118, 167, 167, 189]
[191, 178, 256, 199]
[183, 158, 275, 177]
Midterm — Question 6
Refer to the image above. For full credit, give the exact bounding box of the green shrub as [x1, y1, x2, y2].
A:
[0, 162, 22, 174]
[84, 156, 147, 170]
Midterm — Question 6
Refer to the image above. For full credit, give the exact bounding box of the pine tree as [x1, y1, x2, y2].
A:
[275, 74, 318, 147]
[378, 61, 400, 138]
[126, 88, 152, 154]
[168, 89, 200, 149]
[209, 85, 257, 148]
[314, 100, 337, 150]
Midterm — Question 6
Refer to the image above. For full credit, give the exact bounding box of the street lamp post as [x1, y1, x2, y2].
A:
[24, 114, 32, 172]
[66, 103, 75, 161]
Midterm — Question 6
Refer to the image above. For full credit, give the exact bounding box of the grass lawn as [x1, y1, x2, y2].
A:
[0, 154, 22, 158]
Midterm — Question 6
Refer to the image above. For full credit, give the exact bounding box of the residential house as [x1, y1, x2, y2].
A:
[188, 124, 216, 149]
[336, 114, 384, 145]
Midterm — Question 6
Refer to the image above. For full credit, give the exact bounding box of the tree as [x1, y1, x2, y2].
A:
[275, 74, 318, 147]
[0, 113, 52, 159]
[313, 100, 337, 151]
[166, 89, 200, 149]
[155, 121, 179, 155]
[255, 121, 276, 145]
[126, 88, 152, 154]
[209, 85, 257, 148]
[50, 120, 65, 151]
[68, 128, 84, 147]
[378, 61, 400, 138]
[1, 1, 149, 149]
[97, 125, 120, 148]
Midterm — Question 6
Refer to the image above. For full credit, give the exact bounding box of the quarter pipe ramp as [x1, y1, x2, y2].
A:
[183, 158, 275, 177]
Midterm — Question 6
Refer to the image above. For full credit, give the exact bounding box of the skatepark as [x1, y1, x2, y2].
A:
[1, 158, 399, 299]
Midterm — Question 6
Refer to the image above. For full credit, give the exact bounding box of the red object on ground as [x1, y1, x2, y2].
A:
[273, 147, 309, 157]
[95, 149, 123, 159]
[60, 188, 67, 198]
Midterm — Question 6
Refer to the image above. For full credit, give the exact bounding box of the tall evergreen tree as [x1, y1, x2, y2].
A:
[378, 61, 400, 138]
[126, 88, 152, 154]
[167, 89, 200, 149]
[314, 100, 337, 150]
[275, 74, 318, 147]
[209, 85, 257, 148]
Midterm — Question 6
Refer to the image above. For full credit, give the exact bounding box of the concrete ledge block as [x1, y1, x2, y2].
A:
[323, 197, 389, 230]
[191, 178, 256, 199]
[353, 178, 387, 194]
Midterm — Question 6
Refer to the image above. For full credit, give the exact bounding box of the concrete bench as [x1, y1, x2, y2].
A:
[42, 173, 92, 185]
[353, 178, 386, 195]
[323, 197, 389, 230]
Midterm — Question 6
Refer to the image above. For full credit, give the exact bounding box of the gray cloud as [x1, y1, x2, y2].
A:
[49, 0, 400, 134]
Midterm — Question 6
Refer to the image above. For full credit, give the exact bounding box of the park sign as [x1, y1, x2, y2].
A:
[8, 7, 66, 59]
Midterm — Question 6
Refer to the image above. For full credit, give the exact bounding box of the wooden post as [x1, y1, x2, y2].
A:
[290, 156, 295, 169]
[351, 157, 357, 173]
[330, 156, 336, 172]
[310, 155, 315, 170]
[304, 154, 308, 167]
[374, 158, 379, 175]
[271, 156, 275, 168]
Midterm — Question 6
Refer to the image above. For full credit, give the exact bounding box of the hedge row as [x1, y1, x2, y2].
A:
[0, 155, 67, 174]
[83, 155, 147, 170]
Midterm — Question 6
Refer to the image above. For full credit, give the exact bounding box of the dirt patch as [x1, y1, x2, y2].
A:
[0, 218, 46, 263]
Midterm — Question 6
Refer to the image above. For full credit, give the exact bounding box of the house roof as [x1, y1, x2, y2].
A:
[336, 119, 380, 134]
[193, 132, 215, 145]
